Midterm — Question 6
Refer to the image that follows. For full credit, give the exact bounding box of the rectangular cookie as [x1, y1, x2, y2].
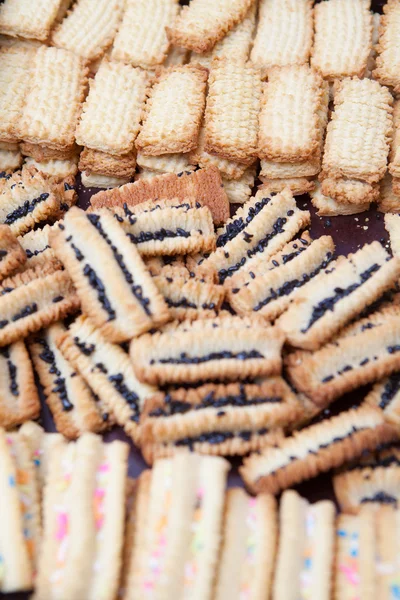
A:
[277, 241, 400, 351]
[33, 434, 129, 600]
[0, 267, 79, 347]
[260, 157, 322, 180]
[29, 323, 110, 439]
[0, 341, 39, 429]
[20, 142, 80, 163]
[50, 207, 170, 342]
[240, 406, 397, 496]
[365, 373, 400, 429]
[285, 306, 400, 405]
[79, 147, 137, 180]
[258, 65, 324, 163]
[250, 0, 313, 77]
[90, 166, 230, 225]
[227, 235, 335, 321]
[321, 78, 393, 185]
[273, 490, 335, 600]
[20, 46, 88, 150]
[111, 0, 179, 69]
[204, 60, 262, 163]
[0, 148, 22, 173]
[136, 152, 192, 175]
[258, 178, 315, 197]
[215, 489, 277, 600]
[135, 65, 207, 156]
[123, 453, 229, 599]
[18, 421, 65, 491]
[17, 224, 61, 273]
[140, 377, 299, 463]
[320, 177, 380, 205]
[25, 157, 79, 180]
[222, 168, 256, 204]
[0, 48, 35, 144]
[385, 213, 400, 257]
[0, 225, 26, 280]
[373, 0, 400, 93]
[311, 181, 370, 216]
[56, 315, 156, 443]
[81, 172, 130, 189]
[201, 189, 311, 284]
[0, 0, 65, 41]
[130, 316, 284, 386]
[389, 101, 400, 179]
[76, 61, 148, 156]
[312, 0, 372, 80]
[51, 0, 125, 61]
[167, 0, 255, 53]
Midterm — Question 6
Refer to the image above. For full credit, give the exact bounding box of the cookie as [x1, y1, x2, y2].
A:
[0, 267, 79, 347]
[79, 147, 137, 180]
[333, 445, 400, 514]
[140, 378, 299, 463]
[76, 60, 148, 156]
[227, 235, 335, 321]
[24, 157, 78, 180]
[365, 373, 400, 429]
[373, 0, 400, 93]
[135, 65, 207, 156]
[33, 434, 129, 600]
[201, 189, 311, 284]
[81, 171, 130, 189]
[389, 100, 400, 179]
[90, 166, 230, 225]
[20, 46, 88, 150]
[111, 0, 179, 69]
[0, 0, 65, 41]
[130, 316, 284, 385]
[312, 0, 372, 80]
[17, 224, 61, 273]
[321, 177, 380, 205]
[167, 0, 254, 53]
[250, 0, 313, 77]
[311, 181, 370, 216]
[277, 241, 400, 351]
[241, 406, 397, 495]
[163, 43, 188, 67]
[273, 490, 335, 600]
[123, 453, 229, 599]
[0, 225, 26, 280]
[215, 489, 277, 600]
[20, 142, 80, 163]
[204, 59, 262, 164]
[56, 315, 156, 443]
[136, 151, 193, 175]
[51, 0, 125, 61]
[50, 207, 170, 342]
[260, 157, 322, 180]
[385, 213, 400, 257]
[0, 48, 34, 144]
[29, 323, 110, 439]
[258, 177, 315, 197]
[222, 168, 257, 205]
[18, 421, 65, 490]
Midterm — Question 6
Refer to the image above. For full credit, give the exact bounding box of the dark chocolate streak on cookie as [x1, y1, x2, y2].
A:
[4, 193, 50, 225]
[302, 263, 381, 333]
[87, 214, 152, 317]
[73, 337, 95, 356]
[252, 252, 333, 310]
[127, 228, 191, 244]
[34, 337, 73, 411]
[378, 373, 400, 409]
[12, 303, 38, 322]
[174, 427, 269, 448]
[151, 349, 264, 365]
[108, 373, 140, 421]
[321, 346, 400, 384]
[216, 196, 273, 247]
[0, 346, 19, 397]
[25, 245, 50, 258]
[360, 491, 398, 506]
[165, 297, 216, 310]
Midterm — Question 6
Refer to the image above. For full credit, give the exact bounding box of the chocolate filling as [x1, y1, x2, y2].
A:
[216, 196, 273, 247]
[151, 349, 264, 365]
[35, 338, 73, 411]
[0, 347, 18, 397]
[302, 263, 381, 333]
[175, 427, 269, 449]
[108, 373, 140, 421]
[87, 214, 152, 316]
[12, 303, 38, 322]
[321, 346, 400, 384]
[83, 264, 116, 320]
[379, 373, 400, 410]
[360, 491, 397, 506]
[165, 297, 216, 311]
[73, 338, 95, 356]
[4, 193, 50, 225]
[26, 245, 50, 258]
[127, 228, 191, 245]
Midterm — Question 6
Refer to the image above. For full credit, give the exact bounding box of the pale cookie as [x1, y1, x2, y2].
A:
[389, 100, 400, 179]
[0, 48, 35, 144]
[215, 489, 277, 600]
[90, 166, 230, 225]
[20, 142, 80, 163]
[277, 241, 400, 351]
[385, 213, 400, 257]
[240, 406, 397, 495]
[321, 78, 393, 185]
[17, 224, 61, 273]
[222, 168, 256, 204]
[29, 323, 109, 439]
[25, 157, 78, 180]
[140, 377, 300, 463]
[312, 0, 372, 80]
[130, 317, 284, 385]
[365, 373, 400, 429]
[0, 266, 79, 346]
[81, 172, 130, 189]
[250, 0, 313, 77]
[0, 341, 39, 429]
[273, 490, 335, 600]
[373, 0, 400, 93]
[0, 0, 66, 41]
[258, 178, 315, 197]
[321, 177, 379, 205]
[285, 306, 400, 405]
[0, 225, 26, 280]
[33, 434, 129, 600]
[18, 421, 65, 491]
[227, 235, 335, 321]
[51, 0, 125, 61]
[135, 65, 207, 156]
[56, 315, 156, 443]
[311, 181, 370, 216]
[20, 47, 88, 151]
[123, 453, 229, 599]
[136, 152, 192, 175]
[0, 149, 22, 173]
[79, 147, 137, 180]
[167, 0, 255, 53]
[111, 0, 179, 69]
[204, 59, 262, 164]
[260, 157, 322, 180]
[76, 61, 148, 156]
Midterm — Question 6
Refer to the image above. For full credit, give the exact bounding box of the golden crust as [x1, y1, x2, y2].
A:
[0, 0, 64, 41]
[79, 147, 136, 179]
[321, 177, 379, 205]
[222, 168, 256, 204]
[385, 212, 400, 257]
[20, 142, 80, 162]
[373, 0, 400, 91]
[258, 177, 315, 197]
[311, 181, 370, 216]
[0, 224, 26, 280]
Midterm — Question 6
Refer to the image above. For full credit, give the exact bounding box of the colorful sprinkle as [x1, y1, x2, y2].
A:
[56, 512, 68, 541]
[8, 475, 15, 487]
